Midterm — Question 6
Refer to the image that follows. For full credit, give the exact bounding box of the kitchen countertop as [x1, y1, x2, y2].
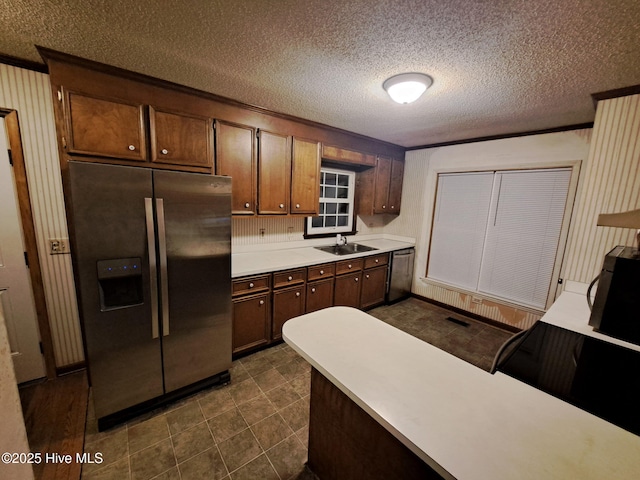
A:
[283, 303, 640, 480]
[231, 237, 414, 278]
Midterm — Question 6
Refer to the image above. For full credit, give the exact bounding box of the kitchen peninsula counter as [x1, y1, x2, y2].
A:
[283, 306, 640, 480]
[231, 236, 414, 277]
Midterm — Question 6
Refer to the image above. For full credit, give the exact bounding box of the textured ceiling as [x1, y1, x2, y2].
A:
[1, 0, 640, 147]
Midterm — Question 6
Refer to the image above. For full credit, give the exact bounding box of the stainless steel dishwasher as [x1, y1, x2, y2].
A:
[386, 248, 415, 303]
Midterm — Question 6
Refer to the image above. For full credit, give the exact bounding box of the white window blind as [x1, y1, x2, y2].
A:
[428, 172, 494, 290]
[427, 168, 571, 310]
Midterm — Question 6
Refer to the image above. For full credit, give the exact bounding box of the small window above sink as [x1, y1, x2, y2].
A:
[314, 243, 378, 256]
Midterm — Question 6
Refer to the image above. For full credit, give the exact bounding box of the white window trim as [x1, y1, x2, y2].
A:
[306, 167, 356, 236]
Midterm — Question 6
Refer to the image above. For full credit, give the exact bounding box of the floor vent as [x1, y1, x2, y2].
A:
[446, 316, 470, 327]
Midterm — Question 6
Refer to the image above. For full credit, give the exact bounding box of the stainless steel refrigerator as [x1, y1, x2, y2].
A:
[67, 161, 232, 430]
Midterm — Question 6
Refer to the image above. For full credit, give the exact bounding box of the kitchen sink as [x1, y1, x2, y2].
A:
[314, 243, 378, 256]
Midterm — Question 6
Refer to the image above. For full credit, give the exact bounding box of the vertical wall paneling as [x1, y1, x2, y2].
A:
[563, 95, 640, 285]
[0, 64, 83, 367]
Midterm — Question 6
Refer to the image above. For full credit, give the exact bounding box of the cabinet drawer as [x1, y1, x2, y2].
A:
[273, 268, 306, 289]
[307, 263, 335, 281]
[336, 258, 363, 275]
[364, 253, 389, 269]
[232, 274, 271, 297]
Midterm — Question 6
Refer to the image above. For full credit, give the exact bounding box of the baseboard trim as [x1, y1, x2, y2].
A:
[410, 293, 521, 333]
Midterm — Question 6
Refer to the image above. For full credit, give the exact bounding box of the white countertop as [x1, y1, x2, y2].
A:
[283, 305, 640, 480]
[540, 290, 640, 352]
[231, 237, 414, 277]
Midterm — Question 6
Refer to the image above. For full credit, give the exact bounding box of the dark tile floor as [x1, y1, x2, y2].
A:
[81, 297, 515, 480]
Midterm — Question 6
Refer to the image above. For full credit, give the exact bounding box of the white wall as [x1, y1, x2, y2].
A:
[0, 64, 83, 368]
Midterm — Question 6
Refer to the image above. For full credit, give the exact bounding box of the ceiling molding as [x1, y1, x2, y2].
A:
[591, 84, 640, 106]
[406, 123, 594, 151]
[0, 52, 47, 73]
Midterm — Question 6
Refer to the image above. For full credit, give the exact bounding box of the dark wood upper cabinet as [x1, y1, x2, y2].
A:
[291, 137, 321, 215]
[387, 157, 404, 213]
[63, 89, 147, 161]
[149, 107, 213, 168]
[373, 156, 393, 213]
[258, 130, 291, 215]
[357, 156, 404, 215]
[215, 120, 257, 215]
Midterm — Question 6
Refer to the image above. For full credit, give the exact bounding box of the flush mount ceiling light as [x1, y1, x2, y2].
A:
[383, 72, 433, 104]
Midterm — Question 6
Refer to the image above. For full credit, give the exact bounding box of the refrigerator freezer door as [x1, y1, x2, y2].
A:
[68, 162, 164, 419]
[153, 170, 232, 392]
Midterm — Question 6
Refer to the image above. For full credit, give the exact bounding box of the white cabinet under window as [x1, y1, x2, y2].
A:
[427, 168, 571, 310]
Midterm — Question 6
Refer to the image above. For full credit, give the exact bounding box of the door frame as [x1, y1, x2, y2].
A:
[1, 108, 56, 379]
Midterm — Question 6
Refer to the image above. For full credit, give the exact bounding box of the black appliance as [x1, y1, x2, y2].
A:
[495, 322, 640, 436]
[588, 246, 640, 345]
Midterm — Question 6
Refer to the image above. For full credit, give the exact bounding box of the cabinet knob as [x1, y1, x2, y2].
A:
[390, 205, 395, 209]
[348, 264, 352, 269]
[161, 148, 168, 155]
[366, 274, 370, 279]
[128, 145, 136, 151]
[295, 292, 300, 297]
[259, 300, 264, 305]
[245, 202, 250, 208]
[319, 270, 324, 275]
[311, 287, 316, 293]
[375, 259, 379, 263]
[355, 277, 359, 282]
[296, 204, 300, 208]
[382, 205, 386, 209]
[249, 282, 254, 288]
[279, 203, 284, 208]
[288, 276, 293, 281]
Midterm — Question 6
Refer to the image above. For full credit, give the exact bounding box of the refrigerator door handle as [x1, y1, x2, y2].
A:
[156, 198, 170, 336]
[145, 198, 160, 339]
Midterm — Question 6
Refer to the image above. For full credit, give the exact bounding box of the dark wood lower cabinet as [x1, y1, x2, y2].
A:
[334, 272, 362, 308]
[272, 285, 306, 340]
[306, 278, 335, 313]
[308, 368, 444, 480]
[360, 265, 388, 309]
[232, 292, 270, 355]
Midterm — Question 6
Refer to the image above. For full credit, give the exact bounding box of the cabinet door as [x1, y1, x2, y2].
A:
[373, 156, 392, 213]
[360, 265, 388, 309]
[258, 130, 291, 214]
[232, 293, 270, 355]
[334, 272, 362, 308]
[149, 107, 213, 168]
[291, 137, 321, 214]
[63, 89, 147, 161]
[306, 278, 334, 313]
[272, 285, 306, 341]
[387, 158, 404, 213]
[215, 120, 256, 215]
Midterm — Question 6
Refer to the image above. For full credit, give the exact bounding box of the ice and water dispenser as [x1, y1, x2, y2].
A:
[97, 258, 143, 310]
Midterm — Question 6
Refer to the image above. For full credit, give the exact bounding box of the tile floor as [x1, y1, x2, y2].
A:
[81, 298, 515, 480]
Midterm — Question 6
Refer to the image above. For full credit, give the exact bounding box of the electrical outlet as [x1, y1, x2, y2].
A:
[49, 238, 70, 254]
[259, 228, 265, 238]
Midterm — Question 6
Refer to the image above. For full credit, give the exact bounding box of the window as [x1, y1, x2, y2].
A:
[306, 167, 355, 236]
[427, 168, 571, 310]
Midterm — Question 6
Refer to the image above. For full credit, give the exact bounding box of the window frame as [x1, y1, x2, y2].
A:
[425, 162, 581, 312]
[304, 166, 357, 238]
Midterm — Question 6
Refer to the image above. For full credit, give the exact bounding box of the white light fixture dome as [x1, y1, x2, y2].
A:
[383, 72, 433, 104]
